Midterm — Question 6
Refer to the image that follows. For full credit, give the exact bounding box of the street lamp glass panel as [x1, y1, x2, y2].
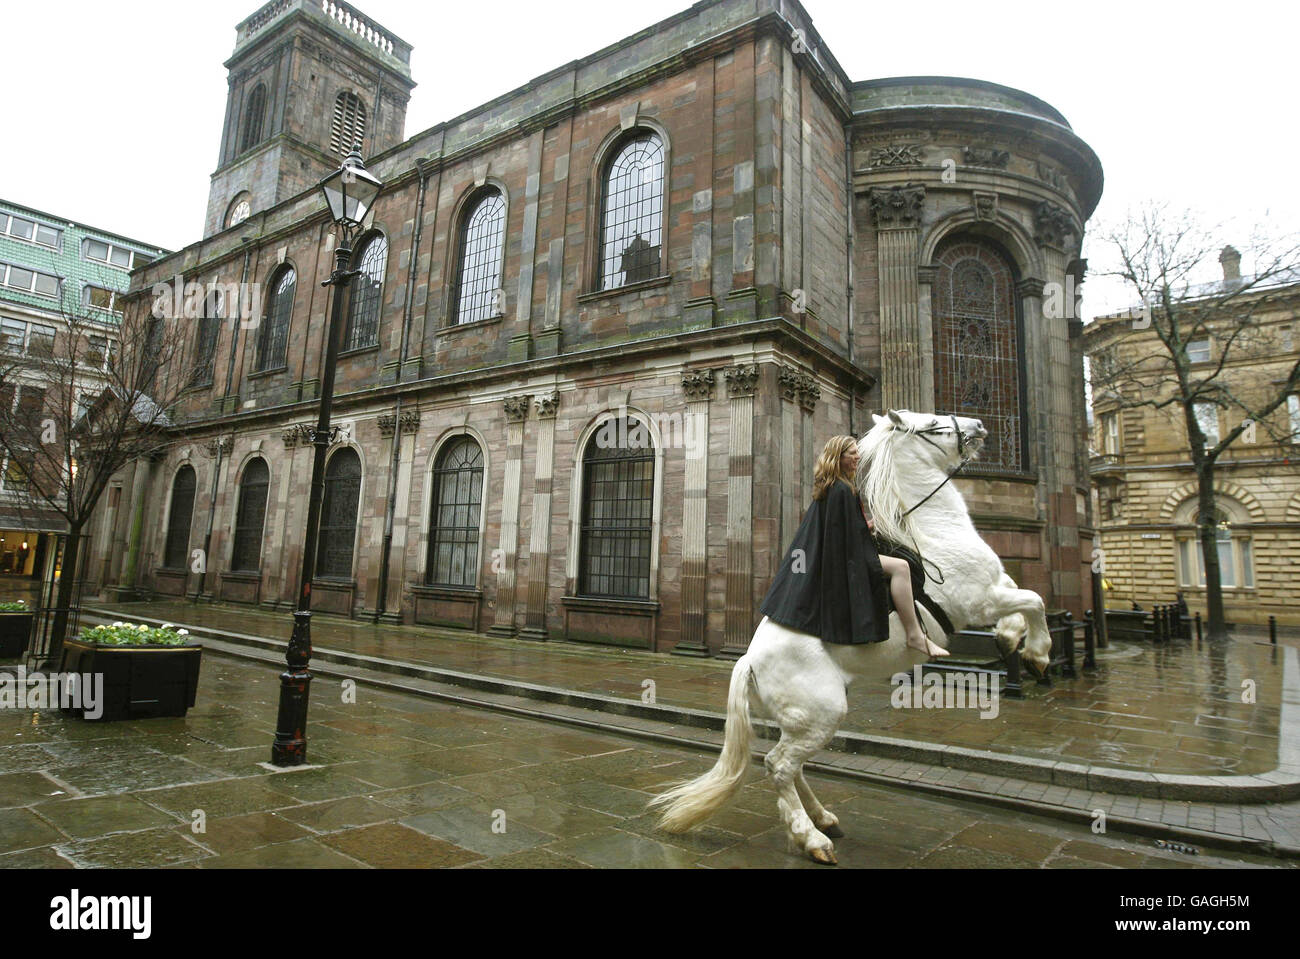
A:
[319, 151, 383, 229]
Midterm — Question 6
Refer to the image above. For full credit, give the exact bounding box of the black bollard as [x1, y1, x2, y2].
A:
[1195, 611, 1202, 646]
[1270, 615, 1277, 646]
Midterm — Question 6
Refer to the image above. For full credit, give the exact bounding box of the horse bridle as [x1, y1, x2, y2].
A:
[900, 415, 970, 519]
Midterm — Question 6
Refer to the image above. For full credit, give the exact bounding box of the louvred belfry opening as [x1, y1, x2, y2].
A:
[330, 91, 367, 155]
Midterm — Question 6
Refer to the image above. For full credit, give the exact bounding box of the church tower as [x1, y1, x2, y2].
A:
[204, 0, 414, 238]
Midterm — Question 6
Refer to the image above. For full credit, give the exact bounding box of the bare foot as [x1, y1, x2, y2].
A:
[906, 633, 950, 658]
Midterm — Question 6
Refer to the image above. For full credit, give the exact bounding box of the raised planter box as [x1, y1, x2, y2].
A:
[58, 639, 203, 722]
[0, 611, 34, 658]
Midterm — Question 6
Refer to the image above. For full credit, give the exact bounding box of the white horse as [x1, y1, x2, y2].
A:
[649, 409, 1053, 864]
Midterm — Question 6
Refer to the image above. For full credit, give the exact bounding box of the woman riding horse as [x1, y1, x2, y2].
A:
[759, 435, 948, 658]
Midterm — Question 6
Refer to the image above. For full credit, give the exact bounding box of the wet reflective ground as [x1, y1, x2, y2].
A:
[0, 655, 1291, 869]
[77, 601, 1298, 777]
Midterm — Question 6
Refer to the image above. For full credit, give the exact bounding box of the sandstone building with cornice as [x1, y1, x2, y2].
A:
[85, 0, 1103, 655]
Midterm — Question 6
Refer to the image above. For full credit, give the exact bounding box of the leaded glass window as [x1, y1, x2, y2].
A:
[933, 238, 1024, 472]
[426, 438, 484, 586]
[454, 192, 505, 325]
[316, 448, 361, 579]
[599, 133, 664, 290]
[164, 466, 196, 570]
[231, 458, 269, 572]
[256, 267, 295, 371]
[579, 416, 654, 598]
[344, 234, 387, 350]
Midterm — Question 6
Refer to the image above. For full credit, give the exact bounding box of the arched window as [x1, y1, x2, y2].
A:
[317, 448, 361, 579]
[227, 194, 252, 228]
[163, 466, 197, 570]
[453, 192, 505, 325]
[579, 416, 655, 598]
[599, 132, 664, 290]
[1177, 507, 1254, 590]
[330, 91, 367, 155]
[426, 438, 484, 586]
[933, 237, 1024, 472]
[240, 84, 266, 153]
[256, 267, 295, 372]
[191, 289, 221, 388]
[343, 234, 387, 351]
[231, 458, 270, 573]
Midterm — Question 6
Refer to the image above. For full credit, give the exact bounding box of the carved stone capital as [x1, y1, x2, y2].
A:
[1034, 200, 1076, 249]
[797, 373, 820, 413]
[503, 395, 530, 423]
[724, 364, 759, 398]
[533, 391, 560, 419]
[1036, 161, 1068, 192]
[867, 184, 925, 229]
[868, 144, 922, 168]
[204, 436, 233, 458]
[1016, 277, 1046, 298]
[778, 367, 802, 403]
[681, 368, 715, 402]
[917, 264, 939, 286]
[972, 191, 998, 222]
[962, 146, 1010, 168]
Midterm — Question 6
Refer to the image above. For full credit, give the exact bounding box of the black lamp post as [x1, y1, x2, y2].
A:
[271, 147, 383, 767]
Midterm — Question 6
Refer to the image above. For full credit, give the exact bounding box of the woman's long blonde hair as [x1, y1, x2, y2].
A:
[811, 435, 859, 501]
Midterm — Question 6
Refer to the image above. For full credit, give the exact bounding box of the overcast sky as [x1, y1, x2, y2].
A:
[5, 0, 1296, 316]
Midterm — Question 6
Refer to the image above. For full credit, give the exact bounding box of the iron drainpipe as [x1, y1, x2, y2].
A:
[845, 130, 856, 434]
[193, 239, 253, 601]
[375, 158, 431, 621]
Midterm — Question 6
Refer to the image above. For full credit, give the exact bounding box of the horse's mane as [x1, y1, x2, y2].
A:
[857, 417, 915, 549]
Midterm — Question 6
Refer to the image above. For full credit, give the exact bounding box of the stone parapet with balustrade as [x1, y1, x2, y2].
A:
[236, 0, 411, 69]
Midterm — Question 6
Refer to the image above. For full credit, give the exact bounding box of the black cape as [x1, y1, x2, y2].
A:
[759, 479, 891, 645]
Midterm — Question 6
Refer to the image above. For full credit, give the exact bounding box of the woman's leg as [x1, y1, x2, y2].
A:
[878, 555, 949, 657]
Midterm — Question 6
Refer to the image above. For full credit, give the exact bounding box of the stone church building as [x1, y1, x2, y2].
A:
[86, 0, 1104, 655]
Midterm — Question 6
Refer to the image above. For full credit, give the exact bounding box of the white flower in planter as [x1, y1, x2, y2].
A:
[177, 629, 190, 636]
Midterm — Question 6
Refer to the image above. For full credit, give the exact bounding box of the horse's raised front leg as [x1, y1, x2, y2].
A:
[989, 586, 1052, 674]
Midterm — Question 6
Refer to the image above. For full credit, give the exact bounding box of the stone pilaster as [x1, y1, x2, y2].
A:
[869, 184, 927, 410]
[673, 369, 715, 657]
[719, 364, 758, 658]
[520, 391, 559, 641]
[488, 395, 530, 637]
[112, 455, 153, 601]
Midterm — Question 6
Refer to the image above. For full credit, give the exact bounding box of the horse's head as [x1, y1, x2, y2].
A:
[864, 409, 987, 477]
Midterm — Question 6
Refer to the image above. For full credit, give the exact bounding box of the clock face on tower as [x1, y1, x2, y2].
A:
[228, 198, 251, 228]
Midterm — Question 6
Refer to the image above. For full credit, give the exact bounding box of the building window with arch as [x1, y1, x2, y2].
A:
[240, 84, 266, 153]
[933, 237, 1025, 472]
[227, 194, 252, 228]
[579, 415, 655, 598]
[256, 266, 295, 372]
[329, 91, 367, 155]
[343, 234, 387, 351]
[231, 458, 270, 572]
[163, 466, 197, 570]
[191, 289, 221, 389]
[1176, 507, 1254, 589]
[453, 191, 506, 325]
[599, 132, 664, 290]
[426, 437, 484, 587]
[317, 448, 361, 579]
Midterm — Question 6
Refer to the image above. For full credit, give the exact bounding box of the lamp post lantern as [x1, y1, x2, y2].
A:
[271, 147, 383, 767]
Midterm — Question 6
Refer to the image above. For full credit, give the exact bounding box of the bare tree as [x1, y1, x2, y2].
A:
[1088, 203, 1300, 640]
[0, 284, 192, 663]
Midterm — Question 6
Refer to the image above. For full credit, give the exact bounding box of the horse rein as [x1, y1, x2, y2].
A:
[890, 414, 972, 586]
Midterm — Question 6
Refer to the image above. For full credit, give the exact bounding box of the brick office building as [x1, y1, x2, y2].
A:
[85, 0, 1103, 655]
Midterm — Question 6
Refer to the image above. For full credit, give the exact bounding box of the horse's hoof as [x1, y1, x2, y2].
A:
[821, 823, 845, 839]
[809, 846, 838, 865]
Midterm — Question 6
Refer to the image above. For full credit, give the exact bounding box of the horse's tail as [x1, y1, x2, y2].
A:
[649, 654, 755, 833]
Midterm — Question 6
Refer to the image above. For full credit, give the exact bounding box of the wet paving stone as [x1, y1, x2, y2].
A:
[548, 828, 700, 869]
[178, 811, 313, 856]
[198, 836, 366, 869]
[0, 771, 72, 807]
[491, 795, 623, 839]
[401, 804, 554, 857]
[34, 794, 181, 840]
[342, 758, 448, 790]
[140, 778, 301, 820]
[946, 823, 1066, 861]
[0, 743, 55, 775]
[0, 846, 74, 868]
[473, 847, 593, 869]
[56, 828, 211, 868]
[320, 822, 485, 868]
[49, 753, 223, 796]
[915, 844, 1041, 869]
[275, 795, 401, 833]
[0, 806, 67, 853]
[369, 781, 478, 815]
[535, 781, 657, 818]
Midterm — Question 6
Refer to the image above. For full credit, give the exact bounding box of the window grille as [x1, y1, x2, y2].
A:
[426, 438, 484, 586]
[257, 268, 296, 371]
[579, 416, 655, 598]
[316, 449, 361, 578]
[344, 235, 387, 349]
[453, 193, 505, 325]
[599, 134, 664, 290]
